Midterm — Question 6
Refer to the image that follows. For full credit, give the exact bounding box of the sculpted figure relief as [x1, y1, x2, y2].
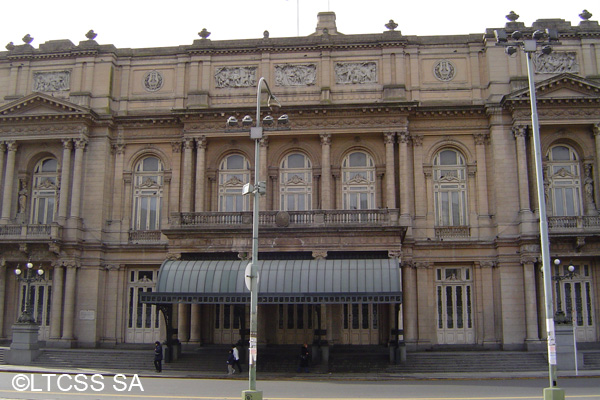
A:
[275, 64, 317, 86]
[334, 62, 377, 84]
[214, 66, 257, 88]
[532, 52, 579, 74]
[33, 71, 70, 92]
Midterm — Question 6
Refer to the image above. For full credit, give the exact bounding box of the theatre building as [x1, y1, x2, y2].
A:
[0, 11, 599, 353]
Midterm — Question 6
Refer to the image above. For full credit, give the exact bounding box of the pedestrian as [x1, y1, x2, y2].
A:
[227, 349, 236, 375]
[297, 343, 309, 373]
[153, 341, 163, 372]
[232, 344, 242, 373]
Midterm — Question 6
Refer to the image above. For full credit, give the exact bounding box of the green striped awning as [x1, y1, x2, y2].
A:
[141, 259, 402, 304]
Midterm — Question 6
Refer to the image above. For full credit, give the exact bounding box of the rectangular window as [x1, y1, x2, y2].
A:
[343, 304, 349, 329]
[46, 286, 52, 326]
[136, 288, 143, 328]
[224, 305, 230, 329]
[437, 286, 443, 329]
[446, 286, 454, 329]
[362, 304, 369, 329]
[456, 286, 463, 329]
[145, 288, 152, 328]
[215, 304, 220, 329]
[352, 304, 359, 329]
[128, 288, 134, 328]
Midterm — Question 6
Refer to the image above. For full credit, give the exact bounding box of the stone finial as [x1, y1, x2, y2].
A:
[22, 34, 34, 44]
[505, 11, 519, 22]
[5, 42, 15, 51]
[263, 30, 269, 39]
[86, 30, 97, 40]
[198, 28, 211, 40]
[579, 10, 592, 21]
[385, 19, 398, 31]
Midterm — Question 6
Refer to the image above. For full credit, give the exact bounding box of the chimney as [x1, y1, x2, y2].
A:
[311, 11, 341, 36]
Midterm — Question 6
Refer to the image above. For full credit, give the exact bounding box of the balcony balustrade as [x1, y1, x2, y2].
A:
[170, 209, 400, 229]
[0, 224, 60, 241]
[548, 216, 600, 233]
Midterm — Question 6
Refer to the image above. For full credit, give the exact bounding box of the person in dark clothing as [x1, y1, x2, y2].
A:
[227, 349, 236, 375]
[153, 341, 163, 372]
[297, 343, 309, 373]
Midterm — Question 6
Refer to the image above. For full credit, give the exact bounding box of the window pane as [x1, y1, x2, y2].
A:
[437, 286, 443, 329]
[136, 288, 143, 328]
[224, 305, 230, 329]
[128, 288, 134, 328]
[143, 157, 159, 171]
[349, 152, 367, 167]
[446, 287, 454, 329]
[227, 155, 243, 169]
[551, 146, 570, 161]
[362, 304, 369, 329]
[144, 288, 152, 328]
[554, 188, 565, 216]
[287, 305, 294, 329]
[288, 153, 304, 168]
[352, 304, 359, 329]
[439, 150, 458, 165]
[297, 304, 304, 329]
[456, 286, 463, 329]
[149, 197, 157, 229]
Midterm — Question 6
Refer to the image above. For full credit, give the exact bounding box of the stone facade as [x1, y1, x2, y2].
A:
[0, 11, 599, 351]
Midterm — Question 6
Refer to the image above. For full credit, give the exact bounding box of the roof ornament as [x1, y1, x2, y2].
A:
[579, 10, 592, 21]
[22, 34, 34, 45]
[385, 19, 398, 31]
[263, 30, 269, 39]
[5, 42, 15, 51]
[198, 28, 211, 40]
[505, 11, 519, 22]
[86, 30, 97, 40]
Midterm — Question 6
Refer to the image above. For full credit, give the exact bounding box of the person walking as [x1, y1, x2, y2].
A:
[232, 344, 242, 373]
[153, 341, 163, 372]
[227, 349, 236, 375]
[297, 343, 309, 373]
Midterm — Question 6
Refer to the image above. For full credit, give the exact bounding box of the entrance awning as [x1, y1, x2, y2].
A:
[141, 259, 402, 305]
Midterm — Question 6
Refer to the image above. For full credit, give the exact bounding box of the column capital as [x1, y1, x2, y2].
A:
[383, 132, 396, 144]
[512, 125, 528, 139]
[414, 261, 432, 269]
[111, 142, 126, 155]
[388, 250, 402, 259]
[312, 250, 327, 260]
[320, 133, 331, 145]
[196, 135, 207, 149]
[0, 142, 5, 152]
[171, 141, 182, 153]
[6, 140, 17, 152]
[183, 137, 194, 150]
[473, 132, 489, 146]
[592, 123, 600, 136]
[398, 131, 411, 144]
[74, 137, 88, 150]
[61, 138, 73, 149]
[410, 134, 423, 147]
[259, 136, 269, 148]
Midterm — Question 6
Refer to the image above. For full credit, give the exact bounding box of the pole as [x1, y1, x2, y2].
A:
[525, 48, 564, 399]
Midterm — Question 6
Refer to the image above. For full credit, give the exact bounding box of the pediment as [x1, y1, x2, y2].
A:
[0, 93, 96, 119]
[504, 73, 600, 103]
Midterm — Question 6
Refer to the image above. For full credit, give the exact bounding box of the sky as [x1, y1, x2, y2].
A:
[0, 0, 595, 49]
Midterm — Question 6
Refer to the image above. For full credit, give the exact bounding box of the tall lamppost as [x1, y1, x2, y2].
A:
[14, 262, 45, 323]
[227, 77, 287, 400]
[495, 23, 564, 400]
[9, 261, 45, 365]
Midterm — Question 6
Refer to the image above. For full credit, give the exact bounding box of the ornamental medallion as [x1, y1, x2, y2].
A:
[433, 60, 455, 81]
[143, 70, 164, 92]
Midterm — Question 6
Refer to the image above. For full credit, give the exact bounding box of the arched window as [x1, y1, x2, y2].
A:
[433, 149, 467, 226]
[547, 145, 582, 216]
[341, 151, 376, 210]
[31, 158, 58, 224]
[280, 153, 312, 211]
[133, 156, 164, 230]
[218, 154, 251, 212]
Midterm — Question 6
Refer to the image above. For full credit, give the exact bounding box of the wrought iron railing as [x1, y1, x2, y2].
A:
[435, 226, 470, 239]
[128, 230, 163, 243]
[548, 216, 600, 230]
[0, 224, 59, 239]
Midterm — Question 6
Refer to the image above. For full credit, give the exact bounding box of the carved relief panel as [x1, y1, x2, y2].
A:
[214, 66, 257, 88]
[532, 52, 579, 74]
[334, 62, 377, 84]
[33, 71, 70, 92]
[275, 64, 317, 86]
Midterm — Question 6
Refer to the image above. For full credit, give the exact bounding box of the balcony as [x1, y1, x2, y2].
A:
[128, 230, 163, 244]
[548, 216, 600, 235]
[169, 209, 401, 229]
[0, 224, 61, 242]
[435, 226, 470, 239]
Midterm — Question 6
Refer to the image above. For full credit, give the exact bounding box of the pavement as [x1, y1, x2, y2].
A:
[1, 361, 599, 381]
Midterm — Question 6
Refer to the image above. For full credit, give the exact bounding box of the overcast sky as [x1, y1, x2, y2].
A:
[0, 0, 595, 49]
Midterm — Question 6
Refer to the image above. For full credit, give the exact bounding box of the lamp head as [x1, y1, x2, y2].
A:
[14, 268, 22, 276]
[541, 45, 552, 55]
[267, 95, 282, 113]
[567, 265, 575, 273]
[277, 114, 289, 125]
[554, 259, 561, 266]
[227, 116, 238, 127]
[26, 262, 33, 269]
[262, 115, 274, 126]
[241, 115, 253, 127]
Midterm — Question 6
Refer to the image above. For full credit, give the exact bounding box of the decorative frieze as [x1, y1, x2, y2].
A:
[334, 62, 377, 84]
[214, 66, 257, 88]
[33, 71, 70, 92]
[275, 64, 317, 86]
[532, 52, 579, 74]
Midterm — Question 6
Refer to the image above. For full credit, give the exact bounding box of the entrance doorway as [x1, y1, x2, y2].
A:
[341, 303, 379, 344]
[126, 270, 161, 343]
[276, 304, 315, 344]
[213, 304, 247, 344]
[435, 267, 474, 345]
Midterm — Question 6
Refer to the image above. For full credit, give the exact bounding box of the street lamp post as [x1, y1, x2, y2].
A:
[9, 261, 45, 365]
[228, 77, 287, 400]
[495, 25, 564, 400]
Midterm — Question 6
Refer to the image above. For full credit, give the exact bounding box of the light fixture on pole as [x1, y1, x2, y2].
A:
[227, 77, 287, 400]
[14, 262, 45, 323]
[495, 24, 563, 400]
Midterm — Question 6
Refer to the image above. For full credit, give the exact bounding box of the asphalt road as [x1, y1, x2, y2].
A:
[0, 372, 599, 400]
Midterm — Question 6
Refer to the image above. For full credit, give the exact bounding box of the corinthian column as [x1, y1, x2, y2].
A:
[49, 264, 65, 339]
[512, 126, 532, 213]
[474, 133, 490, 216]
[0, 141, 17, 223]
[195, 136, 207, 212]
[58, 139, 73, 221]
[69, 137, 88, 218]
[181, 138, 194, 213]
[384, 132, 396, 209]
[320, 134, 332, 210]
[61, 262, 78, 341]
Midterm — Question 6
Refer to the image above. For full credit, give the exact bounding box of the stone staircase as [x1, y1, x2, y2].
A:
[1, 345, 599, 375]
